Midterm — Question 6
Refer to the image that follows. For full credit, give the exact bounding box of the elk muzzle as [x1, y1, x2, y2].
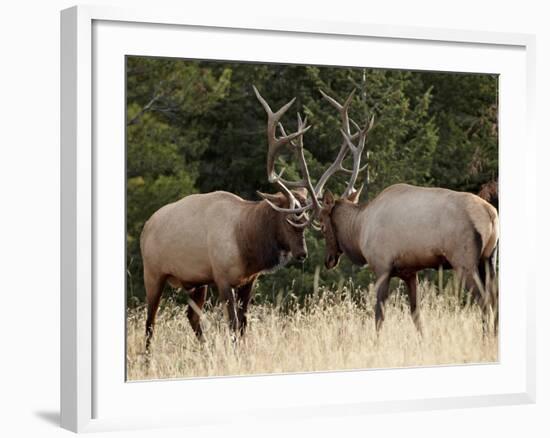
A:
[294, 249, 308, 262]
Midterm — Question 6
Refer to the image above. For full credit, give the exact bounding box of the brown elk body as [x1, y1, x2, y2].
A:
[141, 87, 314, 350]
[141, 190, 308, 348]
[320, 184, 499, 332]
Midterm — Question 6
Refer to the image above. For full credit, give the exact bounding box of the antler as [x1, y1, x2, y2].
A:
[254, 86, 317, 226]
[340, 114, 374, 197]
[314, 89, 364, 197]
[253, 85, 372, 227]
[276, 113, 322, 213]
[252, 85, 311, 184]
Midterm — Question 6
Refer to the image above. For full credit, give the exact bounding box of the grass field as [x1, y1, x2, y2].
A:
[126, 279, 498, 381]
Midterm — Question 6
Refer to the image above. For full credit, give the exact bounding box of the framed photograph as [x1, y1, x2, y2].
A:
[61, 5, 536, 432]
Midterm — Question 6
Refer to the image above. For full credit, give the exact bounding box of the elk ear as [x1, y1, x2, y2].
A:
[257, 191, 286, 207]
[347, 184, 363, 204]
[322, 190, 336, 210]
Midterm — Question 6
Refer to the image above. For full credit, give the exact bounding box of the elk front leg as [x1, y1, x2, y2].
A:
[187, 285, 208, 340]
[217, 282, 239, 334]
[402, 272, 422, 335]
[144, 270, 166, 353]
[236, 278, 256, 336]
[374, 273, 391, 332]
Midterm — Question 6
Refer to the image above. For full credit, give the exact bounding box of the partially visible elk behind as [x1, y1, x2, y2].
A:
[478, 179, 499, 210]
[268, 88, 500, 335]
[140, 91, 314, 350]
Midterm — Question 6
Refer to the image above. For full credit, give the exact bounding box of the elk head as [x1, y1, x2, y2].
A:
[254, 188, 310, 262]
[319, 186, 364, 269]
[316, 90, 373, 269]
[253, 86, 312, 261]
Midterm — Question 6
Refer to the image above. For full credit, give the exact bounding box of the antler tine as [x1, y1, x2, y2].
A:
[256, 190, 311, 214]
[314, 142, 347, 196]
[368, 113, 375, 131]
[349, 117, 361, 133]
[277, 113, 322, 212]
[272, 168, 301, 211]
[253, 85, 310, 184]
[314, 89, 361, 197]
[253, 84, 296, 123]
[254, 85, 318, 219]
[340, 128, 359, 153]
[317, 88, 374, 198]
[340, 163, 368, 175]
[319, 88, 355, 112]
[319, 88, 355, 134]
[275, 121, 309, 189]
[312, 134, 364, 195]
[341, 118, 373, 197]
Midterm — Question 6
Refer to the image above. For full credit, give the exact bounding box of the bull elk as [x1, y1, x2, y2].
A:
[269, 88, 500, 334]
[140, 89, 314, 350]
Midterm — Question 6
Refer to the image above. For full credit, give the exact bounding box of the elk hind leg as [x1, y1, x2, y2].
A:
[480, 248, 498, 335]
[463, 266, 491, 335]
[489, 247, 499, 335]
[187, 285, 208, 340]
[449, 239, 491, 334]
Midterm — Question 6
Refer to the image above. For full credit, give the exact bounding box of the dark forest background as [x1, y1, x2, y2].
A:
[126, 56, 498, 307]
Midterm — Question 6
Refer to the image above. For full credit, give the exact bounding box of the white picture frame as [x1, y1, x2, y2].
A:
[60, 4, 536, 433]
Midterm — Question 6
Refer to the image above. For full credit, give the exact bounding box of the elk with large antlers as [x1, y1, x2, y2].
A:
[269, 88, 500, 334]
[140, 89, 313, 350]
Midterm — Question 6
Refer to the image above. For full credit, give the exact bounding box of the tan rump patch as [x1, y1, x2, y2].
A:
[466, 196, 499, 258]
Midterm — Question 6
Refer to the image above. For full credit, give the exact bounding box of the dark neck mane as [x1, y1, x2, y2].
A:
[236, 201, 285, 275]
[333, 202, 367, 266]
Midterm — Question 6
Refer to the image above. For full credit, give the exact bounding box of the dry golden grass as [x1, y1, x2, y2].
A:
[126, 280, 498, 381]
